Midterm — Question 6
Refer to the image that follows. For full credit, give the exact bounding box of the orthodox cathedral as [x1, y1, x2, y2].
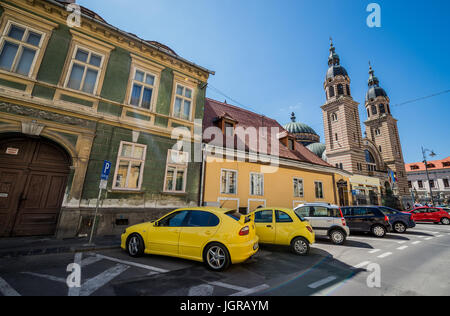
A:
[284, 41, 410, 206]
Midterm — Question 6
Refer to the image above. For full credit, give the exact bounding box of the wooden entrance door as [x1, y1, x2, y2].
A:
[0, 135, 71, 237]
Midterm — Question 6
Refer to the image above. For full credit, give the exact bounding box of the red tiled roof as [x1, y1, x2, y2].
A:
[405, 157, 450, 172]
[203, 98, 331, 167]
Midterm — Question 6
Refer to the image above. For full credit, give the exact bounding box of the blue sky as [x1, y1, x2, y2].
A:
[79, 0, 450, 163]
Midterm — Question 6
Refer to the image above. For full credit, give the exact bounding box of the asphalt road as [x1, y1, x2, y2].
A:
[0, 223, 449, 296]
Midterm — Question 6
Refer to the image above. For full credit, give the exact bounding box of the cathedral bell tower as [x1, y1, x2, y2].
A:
[321, 40, 366, 174]
[364, 64, 409, 196]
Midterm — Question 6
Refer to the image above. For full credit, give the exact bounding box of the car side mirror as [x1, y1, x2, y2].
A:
[153, 221, 159, 227]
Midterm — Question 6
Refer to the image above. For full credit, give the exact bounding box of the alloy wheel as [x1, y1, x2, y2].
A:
[373, 226, 385, 237]
[442, 218, 450, 225]
[394, 223, 406, 233]
[294, 239, 308, 254]
[128, 236, 140, 256]
[207, 246, 226, 270]
[331, 231, 344, 244]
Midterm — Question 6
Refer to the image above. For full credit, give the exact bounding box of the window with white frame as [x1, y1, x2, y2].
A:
[65, 46, 104, 94]
[0, 22, 44, 77]
[221, 170, 237, 195]
[113, 142, 147, 190]
[164, 150, 189, 193]
[173, 84, 193, 120]
[315, 181, 324, 199]
[250, 173, 264, 196]
[293, 178, 304, 197]
[129, 68, 156, 110]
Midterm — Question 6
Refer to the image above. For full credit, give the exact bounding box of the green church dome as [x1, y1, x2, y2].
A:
[283, 113, 318, 136]
[306, 143, 326, 158]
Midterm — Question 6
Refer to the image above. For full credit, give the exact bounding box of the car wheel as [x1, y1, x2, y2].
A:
[372, 225, 387, 238]
[126, 234, 145, 258]
[329, 230, 346, 245]
[441, 218, 450, 225]
[204, 243, 231, 272]
[393, 222, 407, 234]
[291, 237, 310, 256]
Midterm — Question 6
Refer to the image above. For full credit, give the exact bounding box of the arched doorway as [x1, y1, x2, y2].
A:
[0, 134, 71, 237]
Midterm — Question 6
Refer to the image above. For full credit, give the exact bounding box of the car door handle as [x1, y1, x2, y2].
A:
[266, 225, 273, 228]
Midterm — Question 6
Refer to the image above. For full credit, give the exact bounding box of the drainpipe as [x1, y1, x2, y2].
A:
[199, 144, 206, 207]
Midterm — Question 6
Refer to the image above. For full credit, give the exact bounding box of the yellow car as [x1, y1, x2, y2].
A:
[121, 207, 259, 271]
[251, 207, 315, 255]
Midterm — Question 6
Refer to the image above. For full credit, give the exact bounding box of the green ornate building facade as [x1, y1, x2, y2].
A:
[0, 0, 213, 238]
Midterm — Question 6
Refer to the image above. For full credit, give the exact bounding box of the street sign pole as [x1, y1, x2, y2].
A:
[88, 187, 103, 245]
[87, 160, 111, 246]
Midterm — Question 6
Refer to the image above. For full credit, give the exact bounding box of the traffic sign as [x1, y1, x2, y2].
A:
[101, 160, 112, 181]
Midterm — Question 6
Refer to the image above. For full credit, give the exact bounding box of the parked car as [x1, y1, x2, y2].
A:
[294, 203, 349, 245]
[340, 206, 392, 237]
[121, 207, 259, 271]
[406, 207, 450, 225]
[378, 206, 416, 233]
[251, 207, 315, 255]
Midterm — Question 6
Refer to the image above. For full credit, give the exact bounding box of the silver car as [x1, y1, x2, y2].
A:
[294, 203, 350, 245]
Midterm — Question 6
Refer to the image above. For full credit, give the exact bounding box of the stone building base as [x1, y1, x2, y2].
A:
[56, 208, 175, 239]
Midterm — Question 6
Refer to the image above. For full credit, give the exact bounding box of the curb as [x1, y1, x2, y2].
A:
[0, 245, 120, 259]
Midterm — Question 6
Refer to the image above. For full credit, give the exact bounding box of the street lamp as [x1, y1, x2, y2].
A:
[422, 147, 437, 206]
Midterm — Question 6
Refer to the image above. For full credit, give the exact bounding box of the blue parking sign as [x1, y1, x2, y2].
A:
[101, 160, 112, 180]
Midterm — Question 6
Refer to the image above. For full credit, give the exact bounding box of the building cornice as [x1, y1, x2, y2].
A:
[2, 0, 214, 82]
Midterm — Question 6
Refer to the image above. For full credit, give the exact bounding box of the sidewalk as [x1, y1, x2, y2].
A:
[0, 235, 121, 259]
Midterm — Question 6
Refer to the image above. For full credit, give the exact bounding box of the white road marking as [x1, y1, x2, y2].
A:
[397, 246, 408, 250]
[436, 235, 444, 238]
[417, 236, 426, 239]
[412, 241, 421, 245]
[353, 261, 371, 269]
[22, 272, 65, 283]
[308, 276, 338, 289]
[230, 284, 270, 296]
[79, 264, 129, 296]
[425, 237, 434, 241]
[397, 241, 408, 244]
[188, 284, 214, 296]
[369, 249, 381, 254]
[378, 252, 393, 258]
[80, 256, 103, 267]
[95, 254, 168, 273]
[209, 281, 248, 292]
[0, 277, 20, 296]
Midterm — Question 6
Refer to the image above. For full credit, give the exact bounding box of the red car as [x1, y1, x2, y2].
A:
[407, 207, 450, 225]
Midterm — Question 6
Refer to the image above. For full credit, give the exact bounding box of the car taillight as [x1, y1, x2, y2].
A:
[306, 226, 313, 233]
[239, 226, 250, 236]
[341, 218, 346, 226]
[385, 215, 390, 223]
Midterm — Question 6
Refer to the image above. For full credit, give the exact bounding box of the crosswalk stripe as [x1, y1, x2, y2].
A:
[378, 252, 393, 258]
[397, 246, 408, 250]
[95, 254, 168, 273]
[79, 264, 129, 296]
[353, 261, 371, 269]
[230, 284, 270, 296]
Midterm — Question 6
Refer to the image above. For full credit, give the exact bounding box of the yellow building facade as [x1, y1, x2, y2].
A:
[202, 99, 352, 212]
